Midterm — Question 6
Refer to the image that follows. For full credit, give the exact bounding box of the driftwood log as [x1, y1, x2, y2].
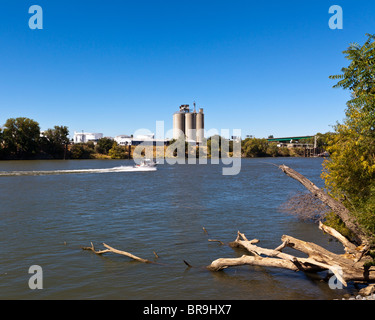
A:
[207, 230, 375, 287]
[82, 242, 156, 264]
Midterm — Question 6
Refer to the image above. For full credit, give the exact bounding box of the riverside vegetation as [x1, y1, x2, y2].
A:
[0, 119, 331, 161]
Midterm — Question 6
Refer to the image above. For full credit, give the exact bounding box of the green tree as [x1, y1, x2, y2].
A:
[2, 117, 41, 159]
[266, 142, 279, 157]
[69, 142, 95, 159]
[207, 135, 229, 158]
[323, 34, 375, 237]
[242, 138, 269, 157]
[108, 142, 128, 159]
[95, 137, 114, 155]
[165, 137, 186, 158]
[0, 128, 5, 159]
[315, 132, 335, 150]
[41, 126, 70, 159]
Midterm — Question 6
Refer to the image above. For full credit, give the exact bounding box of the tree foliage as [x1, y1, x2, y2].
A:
[69, 142, 95, 159]
[108, 142, 129, 159]
[40, 126, 70, 159]
[207, 135, 231, 158]
[323, 34, 375, 237]
[241, 138, 269, 157]
[2, 117, 41, 159]
[242, 138, 293, 158]
[95, 137, 114, 155]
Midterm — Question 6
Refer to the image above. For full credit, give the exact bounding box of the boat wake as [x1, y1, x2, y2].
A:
[0, 165, 157, 177]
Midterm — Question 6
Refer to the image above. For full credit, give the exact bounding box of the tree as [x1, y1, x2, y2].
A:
[206, 135, 233, 158]
[69, 142, 95, 159]
[0, 128, 5, 159]
[322, 34, 375, 239]
[95, 137, 114, 155]
[241, 137, 269, 157]
[41, 126, 70, 159]
[108, 142, 128, 159]
[266, 142, 279, 157]
[2, 117, 41, 159]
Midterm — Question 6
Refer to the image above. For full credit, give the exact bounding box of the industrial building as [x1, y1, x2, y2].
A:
[114, 135, 133, 146]
[173, 103, 204, 143]
[73, 131, 103, 144]
[115, 134, 169, 146]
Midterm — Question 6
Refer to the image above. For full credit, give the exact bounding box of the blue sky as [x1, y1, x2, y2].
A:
[0, 0, 374, 139]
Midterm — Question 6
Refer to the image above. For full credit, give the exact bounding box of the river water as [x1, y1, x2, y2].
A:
[0, 158, 355, 300]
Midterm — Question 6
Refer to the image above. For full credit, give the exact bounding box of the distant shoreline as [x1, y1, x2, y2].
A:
[0, 154, 328, 161]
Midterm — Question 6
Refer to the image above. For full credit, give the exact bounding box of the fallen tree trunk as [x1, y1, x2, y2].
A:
[208, 255, 300, 273]
[279, 165, 371, 246]
[207, 230, 375, 286]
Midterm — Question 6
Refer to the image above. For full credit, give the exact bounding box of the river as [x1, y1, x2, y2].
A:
[0, 157, 355, 299]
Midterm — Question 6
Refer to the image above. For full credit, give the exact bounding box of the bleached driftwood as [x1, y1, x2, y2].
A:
[82, 242, 153, 264]
[207, 230, 375, 286]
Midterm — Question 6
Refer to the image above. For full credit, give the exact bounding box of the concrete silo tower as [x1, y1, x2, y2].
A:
[173, 105, 189, 140]
[173, 103, 204, 142]
[196, 108, 204, 143]
[185, 103, 196, 142]
[173, 112, 185, 140]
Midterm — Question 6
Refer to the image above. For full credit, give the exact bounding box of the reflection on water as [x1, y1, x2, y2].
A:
[0, 158, 353, 299]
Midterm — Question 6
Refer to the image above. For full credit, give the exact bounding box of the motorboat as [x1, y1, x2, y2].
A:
[134, 159, 158, 168]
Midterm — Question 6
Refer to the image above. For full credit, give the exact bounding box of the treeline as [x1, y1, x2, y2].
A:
[70, 138, 132, 160]
[0, 117, 332, 160]
[0, 117, 123, 160]
[0, 117, 69, 160]
[241, 133, 332, 158]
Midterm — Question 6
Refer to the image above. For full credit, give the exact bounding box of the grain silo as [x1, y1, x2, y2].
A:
[173, 104, 204, 142]
[173, 112, 185, 140]
[185, 112, 196, 142]
[196, 108, 204, 143]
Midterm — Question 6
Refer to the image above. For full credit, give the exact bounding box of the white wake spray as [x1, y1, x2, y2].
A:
[0, 165, 156, 177]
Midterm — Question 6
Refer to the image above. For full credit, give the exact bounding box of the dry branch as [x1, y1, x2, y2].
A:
[318, 221, 357, 254]
[82, 242, 153, 264]
[208, 239, 225, 245]
[279, 164, 370, 246]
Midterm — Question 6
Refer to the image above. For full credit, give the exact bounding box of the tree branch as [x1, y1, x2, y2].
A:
[279, 164, 369, 245]
[82, 242, 154, 264]
[318, 221, 357, 254]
